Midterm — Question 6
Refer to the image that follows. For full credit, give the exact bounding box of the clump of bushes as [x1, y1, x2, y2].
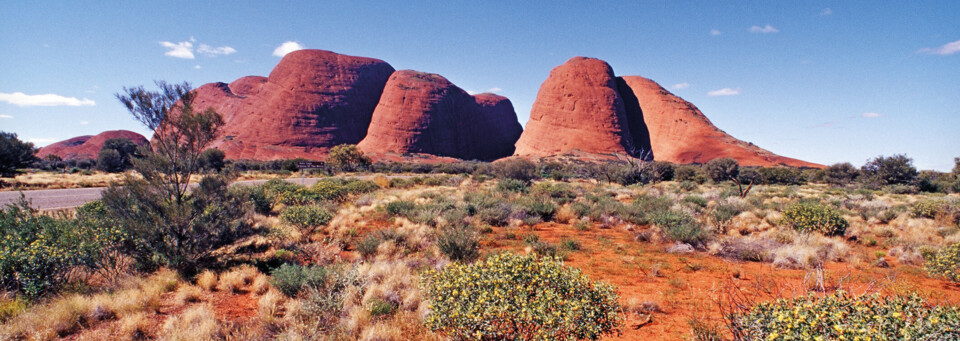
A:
[436, 226, 480, 262]
[912, 199, 958, 222]
[651, 210, 709, 247]
[280, 204, 334, 228]
[422, 253, 623, 340]
[781, 201, 848, 236]
[495, 178, 528, 193]
[270, 263, 329, 297]
[926, 242, 960, 282]
[727, 291, 960, 340]
[0, 199, 122, 297]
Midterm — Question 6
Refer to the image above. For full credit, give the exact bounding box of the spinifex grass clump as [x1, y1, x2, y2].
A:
[727, 291, 960, 340]
[782, 201, 848, 236]
[422, 253, 622, 340]
[926, 242, 960, 282]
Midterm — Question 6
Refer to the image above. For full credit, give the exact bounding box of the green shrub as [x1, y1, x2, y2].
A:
[490, 158, 538, 182]
[675, 165, 706, 184]
[926, 242, 960, 282]
[368, 298, 397, 317]
[270, 263, 329, 297]
[651, 210, 708, 246]
[384, 200, 416, 216]
[496, 178, 528, 193]
[711, 200, 748, 234]
[705, 158, 740, 183]
[531, 182, 579, 204]
[912, 199, 957, 221]
[782, 201, 848, 236]
[823, 162, 859, 186]
[422, 253, 623, 340]
[514, 195, 557, 221]
[280, 204, 334, 228]
[437, 226, 480, 262]
[0, 199, 122, 297]
[326, 144, 371, 172]
[231, 184, 274, 215]
[727, 291, 960, 340]
[356, 228, 406, 258]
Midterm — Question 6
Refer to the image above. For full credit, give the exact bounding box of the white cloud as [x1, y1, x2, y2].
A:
[0, 114, 12, 119]
[918, 39, 960, 56]
[0, 92, 95, 106]
[710, 29, 721, 36]
[194, 65, 202, 69]
[707, 88, 741, 96]
[273, 41, 305, 57]
[197, 44, 237, 56]
[820, 8, 833, 16]
[670, 82, 690, 90]
[159, 41, 195, 59]
[749, 25, 780, 34]
[486, 87, 502, 93]
[27, 137, 57, 145]
[80, 120, 89, 125]
[465, 90, 477, 95]
[861, 112, 883, 118]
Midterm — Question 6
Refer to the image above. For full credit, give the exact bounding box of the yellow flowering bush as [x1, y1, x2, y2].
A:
[0, 199, 123, 297]
[926, 242, 960, 282]
[422, 253, 623, 340]
[782, 201, 848, 236]
[728, 291, 960, 340]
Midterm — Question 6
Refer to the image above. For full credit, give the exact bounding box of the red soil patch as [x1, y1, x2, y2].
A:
[484, 222, 960, 340]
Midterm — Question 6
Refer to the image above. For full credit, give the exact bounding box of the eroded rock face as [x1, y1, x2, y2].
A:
[514, 57, 643, 158]
[617, 76, 822, 168]
[37, 130, 149, 161]
[357, 70, 521, 161]
[192, 49, 396, 160]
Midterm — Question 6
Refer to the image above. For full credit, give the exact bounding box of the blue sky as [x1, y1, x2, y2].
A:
[1, 1, 958, 170]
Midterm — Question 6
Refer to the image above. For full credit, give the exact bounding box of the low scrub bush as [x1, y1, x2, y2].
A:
[782, 201, 848, 236]
[651, 210, 709, 247]
[384, 200, 416, 216]
[280, 204, 334, 228]
[514, 195, 557, 221]
[0, 199, 122, 297]
[531, 182, 579, 204]
[270, 263, 329, 297]
[727, 291, 960, 340]
[422, 253, 622, 340]
[926, 242, 960, 282]
[437, 226, 481, 262]
[496, 178, 528, 193]
[356, 228, 406, 258]
[912, 199, 958, 222]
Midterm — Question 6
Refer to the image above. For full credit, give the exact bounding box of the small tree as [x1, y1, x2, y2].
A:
[706, 158, 753, 198]
[823, 162, 859, 186]
[96, 138, 141, 173]
[0, 132, 38, 177]
[198, 148, 226, 173]
[105, 81, 248, 272]
[326, 144, 370, 173]
[861, 154, 917, 186]
[97, 149, 124, 173]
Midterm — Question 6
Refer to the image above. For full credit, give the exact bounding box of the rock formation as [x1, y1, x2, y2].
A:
[515, 56, 821, 168]
[514, 57, 650, 158]
[192, 49, 396, 160]
[36, 130, 149, 161]
[357, 70, 522, 161]
[617, 76, 822, 168]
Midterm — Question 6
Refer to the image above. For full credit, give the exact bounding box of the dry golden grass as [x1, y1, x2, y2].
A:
[196, 270, 218, 291]
[117, 312, 150, 340]
[158, 304, 221, 341]
[175, 285, 204, 305]
[0, 269, 181, 340]
[216, 265, 261, 293]
[3, 170, 132, 190]
[257, 289, 284, 324]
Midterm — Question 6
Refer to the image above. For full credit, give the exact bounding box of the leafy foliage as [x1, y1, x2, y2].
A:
[0, 132, 37, 177]
[926, 242, 960, 282]
[437, 226, 480, 262]
[705, 158, 740, 183]
[861, 154, 918, 186]
[197, 148, 226, 172]
[782, 201, 849, 236]
[727, 291, 960, 340]
[0, 198, 122, 297]
[325, 144, 370, 172]
[651, 209, 709, 246]
[823, 162, 859, 186]
[270, 263, 329, 297]
[422, 253, 623, 340]
[280, 204, 334, 228]
[96, 138, 141, 173]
